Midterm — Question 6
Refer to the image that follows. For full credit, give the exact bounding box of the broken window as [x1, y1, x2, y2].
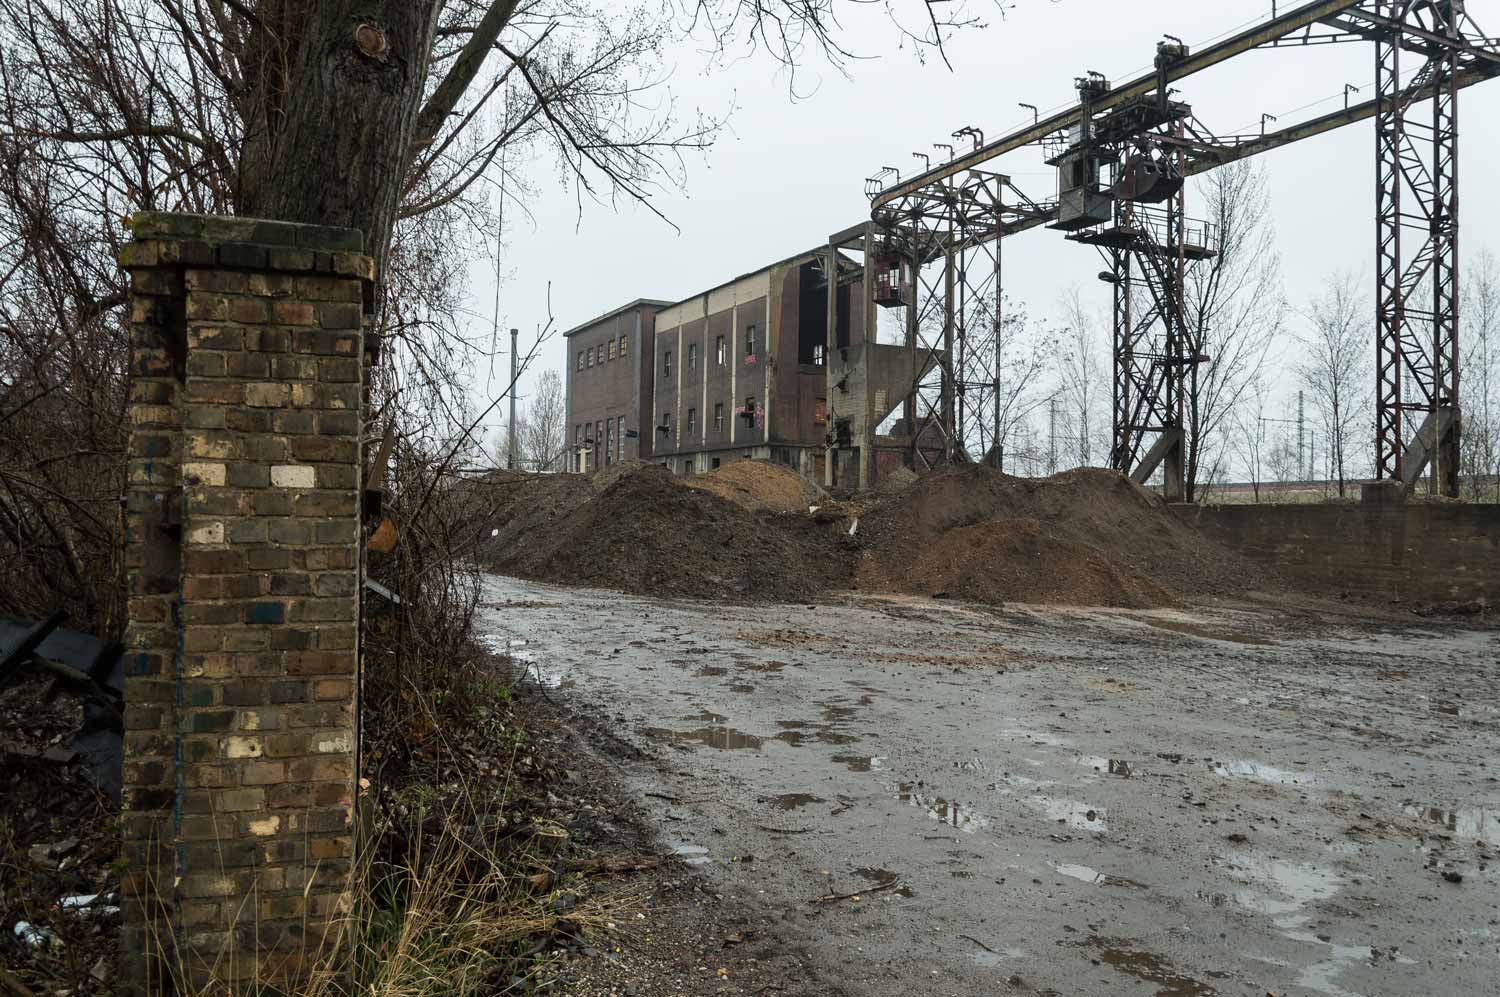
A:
[745, 325, 756, 356]
[620, 334, 628, 355]
[664, 351, 672, 376]
[587, 347, 594, 368]
[618, 416, 626, 460]
[688, 343, 697, 370]
[714, 402, 724, 430]
[687, 407, 696, 433]
[576, 351, 584, 371]
[813, 343, 825, 366]
[608, 339, 616, 361]
[716, 335, 725, 365]
[814, 397, 827, 424]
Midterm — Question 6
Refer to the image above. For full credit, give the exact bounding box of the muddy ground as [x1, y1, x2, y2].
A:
[479, 575, 1499, 997]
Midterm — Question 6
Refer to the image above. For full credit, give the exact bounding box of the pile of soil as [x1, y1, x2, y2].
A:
[481, 464, 853, 601]
[856, 464, 1266, 608]
[684, 459, 825, 513]
[477, 461, 1267, 609]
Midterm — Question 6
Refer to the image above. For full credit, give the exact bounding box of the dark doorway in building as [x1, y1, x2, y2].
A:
[797, 260, 849, 364]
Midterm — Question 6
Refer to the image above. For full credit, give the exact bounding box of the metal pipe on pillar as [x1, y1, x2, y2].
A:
[508, 327, 519, 470]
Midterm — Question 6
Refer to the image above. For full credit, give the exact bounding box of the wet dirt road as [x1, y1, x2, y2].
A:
[478, 575, 1500, 996]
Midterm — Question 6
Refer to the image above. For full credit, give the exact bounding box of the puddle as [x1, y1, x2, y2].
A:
[639, 725, 764, 750]
[1079, 756, 1136, 778]
[998, 726, 1071, 747]
[695, 665, 728, 677]
[832, 754, 885, 772]
[1279, 928, 1405, 997]
[1142, 617, 1271, 646]
[730, 683, 756, 694]
[1087, 936, 1221, 996]
[1211, 760, 1314, 786]
[890, 783, 991, 833]
[1051, 862, 1146, 889]
[770, 793, 823, 811]
[852, 867, 915, 898]
[1406, 805, 1498, 840]
[1221, 853, 1342, 920]
[774, 728, 860, 746]
[972, 947, 1027, 967]
[671, 842, 711, 866]
[822, 704, 859, 722]
[737, 660, 787, 673]
[1029, 796, 1107, 833]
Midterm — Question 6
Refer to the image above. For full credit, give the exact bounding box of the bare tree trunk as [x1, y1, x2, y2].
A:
[238, 4, 443, 269]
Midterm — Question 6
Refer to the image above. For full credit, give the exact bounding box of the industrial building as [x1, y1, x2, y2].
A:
[565, 248, 895, 479]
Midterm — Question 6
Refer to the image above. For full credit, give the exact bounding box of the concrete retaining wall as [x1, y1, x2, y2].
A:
[1170, 499, 1500, 607]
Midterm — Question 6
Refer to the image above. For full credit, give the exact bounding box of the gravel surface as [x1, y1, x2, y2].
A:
[482, 575, 1500, 997]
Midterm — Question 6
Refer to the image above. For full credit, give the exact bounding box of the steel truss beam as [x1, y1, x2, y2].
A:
[867, 171, 1039, 469]
[857, 0, 1499, 495]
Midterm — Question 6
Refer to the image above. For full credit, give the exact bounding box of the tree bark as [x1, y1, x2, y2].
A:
[237, 3, 443, 273]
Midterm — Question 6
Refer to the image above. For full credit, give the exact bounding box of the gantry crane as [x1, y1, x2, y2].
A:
[825, 0, 1499, 497]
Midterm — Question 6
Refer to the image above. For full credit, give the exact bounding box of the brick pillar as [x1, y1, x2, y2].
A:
[118, 212, 374, 992]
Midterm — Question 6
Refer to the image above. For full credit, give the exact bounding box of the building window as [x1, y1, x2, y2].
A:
[813, 343, 825, 366]
[586, 347, 594, 368]
[716, 335, 725, 365]
[577, 351, 584, 371]
[743, 396, 756, 425]
[620, 334, 629, 356]
[814, 397, 827, 424]
[664, 351, 672, 376]
[608, 339, 617, 361]
[688, 343, 697, 370]
[596, 421, 603, 466]
[687, 408, 696, 433]
[745, 325, 756, 356]
[617, 416, 625, 460]
[660, 411, 672, 435]
[714, 402, 724, 430]
[606, 420, 614, 464]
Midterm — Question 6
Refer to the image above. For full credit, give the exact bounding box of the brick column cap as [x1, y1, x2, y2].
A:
[119, 211, 376, 294]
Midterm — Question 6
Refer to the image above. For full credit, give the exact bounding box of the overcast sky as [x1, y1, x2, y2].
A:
[469, 0, 1500, 468]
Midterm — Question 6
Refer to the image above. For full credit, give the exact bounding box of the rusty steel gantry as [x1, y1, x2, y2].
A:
[842, 0, 1500, 498]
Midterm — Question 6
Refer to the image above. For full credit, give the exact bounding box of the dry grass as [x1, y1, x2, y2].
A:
[134, 779, 636, 997]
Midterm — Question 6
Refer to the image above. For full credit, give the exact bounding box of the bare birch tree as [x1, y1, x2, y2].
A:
[1184, 160, 1286, 500]
[522, 369, 568, 471]
[1297, 273, 1368, 497]
[1057, 285, 1106, 467]
[1461, 247, 1500, 500]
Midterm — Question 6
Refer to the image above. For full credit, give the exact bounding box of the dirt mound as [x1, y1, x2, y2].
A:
[857, 464, 1265, 608]
[685, 460, 825, 513]
[484, 464, 852, 601]
[876, 465, 919, 495]
[476, 461, 1267, 609]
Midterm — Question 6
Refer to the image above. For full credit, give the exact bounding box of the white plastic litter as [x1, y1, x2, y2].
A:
[14, 920, 61, 949]
[58, 893, 120, 915]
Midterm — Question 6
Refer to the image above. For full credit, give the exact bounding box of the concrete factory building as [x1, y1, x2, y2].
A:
[564, 247, 868, 478]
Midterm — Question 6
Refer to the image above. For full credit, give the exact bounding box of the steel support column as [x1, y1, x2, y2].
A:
[1374, 0, 1462, 494]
